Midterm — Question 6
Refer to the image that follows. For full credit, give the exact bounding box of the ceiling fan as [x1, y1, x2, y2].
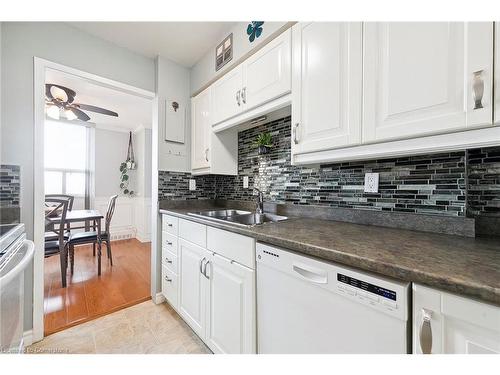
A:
[45, 83, 119, 122]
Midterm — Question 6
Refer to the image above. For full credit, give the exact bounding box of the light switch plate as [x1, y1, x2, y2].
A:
[364, 173, 379, 193]
[189, 179, 196, 191]
[243, 176, 249, 189]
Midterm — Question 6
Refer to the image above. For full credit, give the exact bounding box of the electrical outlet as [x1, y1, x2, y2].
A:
[189, 179, 196, 191]
[364, 173, 379, 193]
[243, 176, 249, 189]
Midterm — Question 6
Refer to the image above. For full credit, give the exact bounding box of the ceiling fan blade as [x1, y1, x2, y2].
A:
[45, 84, 76, 103]
[74, 103, 118, 117]
[70, 108, 91, 122]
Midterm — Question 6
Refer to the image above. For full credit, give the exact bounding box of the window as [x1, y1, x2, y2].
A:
[44, 121, 90, 197]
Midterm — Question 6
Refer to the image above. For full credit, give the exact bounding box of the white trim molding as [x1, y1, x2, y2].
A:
[33, 57, 155, 343]
[154, 292, 166, 304]
[292, 126, 500, 165]
[23, 330, 33, 347]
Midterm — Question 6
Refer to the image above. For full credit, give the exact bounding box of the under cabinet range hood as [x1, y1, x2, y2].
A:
[219, 104, 291, 134]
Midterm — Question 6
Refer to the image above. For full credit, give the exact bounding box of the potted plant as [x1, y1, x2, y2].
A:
[253, 132, 273, 155]
[119, 162, 135, 197]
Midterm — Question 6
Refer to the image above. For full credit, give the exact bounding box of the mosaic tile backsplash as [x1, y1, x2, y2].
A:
[158, 116, 500, 219]
[0, 164, 21, 207]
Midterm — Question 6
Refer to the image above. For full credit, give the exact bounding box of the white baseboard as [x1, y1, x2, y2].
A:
[136, 230, 151, 243]
[154, 292, 166, 304]
[23, 329, 33, 346]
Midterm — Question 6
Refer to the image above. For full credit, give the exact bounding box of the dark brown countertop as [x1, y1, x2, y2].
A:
[159, 204, 500, 306]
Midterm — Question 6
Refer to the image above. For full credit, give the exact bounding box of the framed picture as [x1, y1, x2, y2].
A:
[215, 33, 233, 71]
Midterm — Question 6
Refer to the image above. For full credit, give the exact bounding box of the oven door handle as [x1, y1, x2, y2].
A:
[0, 240, 35, 285]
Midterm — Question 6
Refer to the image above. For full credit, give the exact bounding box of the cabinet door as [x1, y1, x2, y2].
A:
[413, 284, 500, 354]
[291, 22, 362, 156]
[191, 88, 211, 171]
[211, 65, 243, 125]
[363, 22, 493, 143]
[205, 254, 256, 354]
[242, 29, 291, 111]
[161, 265, 178, 310]
[178, 239, 209, 339]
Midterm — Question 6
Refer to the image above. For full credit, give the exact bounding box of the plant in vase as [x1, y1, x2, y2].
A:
[119, 162, 135, 197]
[253, 132, 273, 155]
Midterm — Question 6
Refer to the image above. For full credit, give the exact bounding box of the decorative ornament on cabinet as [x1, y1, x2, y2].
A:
[247, 22, 264, 43]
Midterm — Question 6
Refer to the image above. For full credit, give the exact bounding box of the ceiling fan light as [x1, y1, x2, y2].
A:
[50, 86, 68, 102]
[65, 109, 78, 121]
[46, 105, 60, 120]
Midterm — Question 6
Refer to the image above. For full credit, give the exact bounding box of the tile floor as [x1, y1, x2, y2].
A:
[28, 301, 211, 354]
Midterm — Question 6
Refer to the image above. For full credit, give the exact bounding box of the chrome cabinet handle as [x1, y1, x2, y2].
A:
[203, 260, 210, 279]
[236, 90, 241, 106]
[205, 148, 209, 162]
[472, 70, 485, 110]
[199, 257, 206, 274]
[166, 241, 172, 245]
[167, 223, 173, 227]
[165, 257, 172, 264]
[241, 87, 246, 104]
[419, 308, 433, 354]
[164, 275, 172, 282]
[293, 123, 300, 144]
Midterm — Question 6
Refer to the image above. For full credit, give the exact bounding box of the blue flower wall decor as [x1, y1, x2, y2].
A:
[247, 21, 264, 43]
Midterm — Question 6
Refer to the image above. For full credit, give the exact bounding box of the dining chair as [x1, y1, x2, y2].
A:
[68, 195, 118, 275]
[44, 197, 70, 287]
[44, 194, 74, 242]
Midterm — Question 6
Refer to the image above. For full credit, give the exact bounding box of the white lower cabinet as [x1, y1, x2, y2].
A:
[172, 217, 256, 354]
[178, 239, 208, 338]
[413, 284, 500, 354]
[205, 253, 255, 354]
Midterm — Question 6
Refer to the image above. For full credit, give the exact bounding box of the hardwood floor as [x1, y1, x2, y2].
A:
[43, 238, 151, 336]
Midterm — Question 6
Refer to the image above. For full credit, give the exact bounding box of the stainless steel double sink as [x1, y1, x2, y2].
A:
[187, 209, 287, 227]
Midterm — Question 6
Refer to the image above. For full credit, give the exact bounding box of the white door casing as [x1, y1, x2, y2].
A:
[363, 22, 493, 143]
[291, 22, 362, 156]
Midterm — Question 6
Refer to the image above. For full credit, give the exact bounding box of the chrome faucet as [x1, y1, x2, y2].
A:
[254, 187, 264, 215]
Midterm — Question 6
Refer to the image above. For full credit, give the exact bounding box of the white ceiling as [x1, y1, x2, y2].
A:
[46, 70, 152, 131]
[68, 22, 237, 67]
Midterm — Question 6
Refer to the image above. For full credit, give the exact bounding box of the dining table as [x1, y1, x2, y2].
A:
[47, 209, 105, 277]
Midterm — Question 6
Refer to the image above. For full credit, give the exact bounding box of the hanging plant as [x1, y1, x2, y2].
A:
[119, 162, 134, 197]
[253, 132, 273, 155]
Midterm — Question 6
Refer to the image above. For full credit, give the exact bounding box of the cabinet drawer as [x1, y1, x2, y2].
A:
[162, 248, 178, 274]
[162, 231, 178, 255]
[161, 265, 178, 310]
[207, 227, 255, 269]
[162, 214, 179, 235]
[179, 219, 207, 248]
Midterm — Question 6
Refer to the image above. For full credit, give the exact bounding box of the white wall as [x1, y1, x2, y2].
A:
[0, 22, 155, 331]
[157, 56, 191, 172]
[190, 22, 288, 94]
[94, 128, 131, 197]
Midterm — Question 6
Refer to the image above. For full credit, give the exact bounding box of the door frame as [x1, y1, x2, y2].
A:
[33, 57, 156, 342]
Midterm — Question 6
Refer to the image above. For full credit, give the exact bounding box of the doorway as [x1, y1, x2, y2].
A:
[34, 59, 156, 338]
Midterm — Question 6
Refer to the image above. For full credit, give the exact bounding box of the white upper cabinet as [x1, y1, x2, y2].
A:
[191, 88, 238, 176]
[363, 22, 494, 143]
[205, 253, 256, 354]
[210, 29, 291, 127]
[191, 87, 211, 172]
[291, 22, 362, 157]
[243, 29, 291, 111]
[413, 284, 500, 354]
[211, 65, 244, 125]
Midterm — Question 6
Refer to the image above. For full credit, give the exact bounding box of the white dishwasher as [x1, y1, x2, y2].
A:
[256, 243, 410, 354]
